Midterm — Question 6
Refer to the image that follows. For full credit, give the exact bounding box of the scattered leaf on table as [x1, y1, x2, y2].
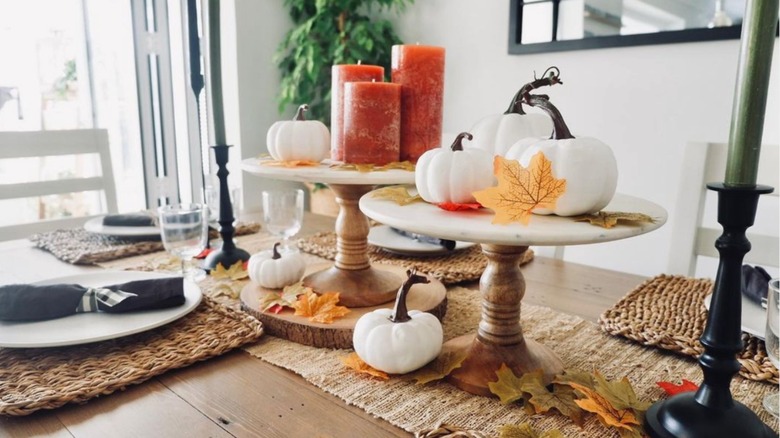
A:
[258, 284, 307, 313]
[553, 370, 596, 391]
[211, 282, 243, 299]
[210, 260, 249, 280]
[292, 290, 350, 324]
[406, 348, 469, 385]
[194, 247, 214, 259]
[657, 379, 699, 396]
[570, 382, 641, 432]
[487, 364, 539, 405]
[261, 159, 320, 168]
[522, 379, 584, 426]
[572, 211, 655, 229]
[473, 154, 567, 225]
[436, 201, 482, 211]
[370, 186, 423, 206]
[592, 371, 651, 412]
[498, 423, 565, 438]
[380, 160, 416, 171]
[342, 352, 389, 380]
[330, 162, 378, 172]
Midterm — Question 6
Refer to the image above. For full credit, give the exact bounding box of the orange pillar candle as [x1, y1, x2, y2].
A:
[391, 44, 445, 162]
[342, 81, 401, 165]
[330, 63, 385, 161]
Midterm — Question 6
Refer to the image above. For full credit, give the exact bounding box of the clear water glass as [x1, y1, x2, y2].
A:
[261, 188, 304, 251]
[159, 203, 208, 281]
[763, 278, 779, 417]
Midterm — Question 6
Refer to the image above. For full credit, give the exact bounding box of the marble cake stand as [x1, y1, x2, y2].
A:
[360, 191, 667, 396]
[241, 158, 445, 309]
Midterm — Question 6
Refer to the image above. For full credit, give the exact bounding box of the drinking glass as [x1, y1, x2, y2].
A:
[159, 203, 208, 281]
[261, 188, 304, 251]
[763, 278, 780, 417]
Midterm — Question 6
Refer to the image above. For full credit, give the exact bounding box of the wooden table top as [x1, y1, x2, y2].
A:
[0, 212, 645, 437]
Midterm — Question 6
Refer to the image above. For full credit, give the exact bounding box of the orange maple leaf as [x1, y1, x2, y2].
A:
[569, 383, 640, 432]
[342, 352, 389, 380]
[473, 153, 566, 225]
[291, 289, 350, 324]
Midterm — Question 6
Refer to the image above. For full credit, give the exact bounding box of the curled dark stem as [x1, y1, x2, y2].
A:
[389, 268, 430, 323]
[272, 242, 282, 259]
[450, 132, 473, 151]
[524, 94, 574, 140]
[504, 66, 563, 115]
[294, 104, 308, 121]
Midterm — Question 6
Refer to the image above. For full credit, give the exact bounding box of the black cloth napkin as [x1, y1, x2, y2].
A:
[0, 277, 185, 322]
[742, 264, 771, 306]
[102, 213, 156, 227]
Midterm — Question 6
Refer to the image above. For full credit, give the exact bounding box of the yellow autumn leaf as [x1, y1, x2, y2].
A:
[258, 284, 308, 313]
[570, 383, 641, 432]
[592, 371, 651, 412]
[553, 370, 596, 391]
[487, 364, 543, 405]
[380, 160, 416, 171]
[341, 352, 389, 380]
[261, 159, 320, 168]
[210, 260, 249, 280]
[572, 211, 655, 229]
[522, 378, 584, 426]
[405, 348, 469, 385]
[370, 186, 423, 206]
[473, 154, 566, 225]
[291, 289, 350, 324]
[330, 162, 378, 172]
[499, 423, 565, 438]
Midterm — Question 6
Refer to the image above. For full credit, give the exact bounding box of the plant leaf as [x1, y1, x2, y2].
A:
[657, 379, 699, 396]
[405, 348, 468, 385]
[292, 289, 350, 324]
[498, 423, 565, 438]
[553, 370, 596, 391]
[473, 154, 567, 225]
[210, 260, 249, 280]
[522, 379, 585, 426]
[380, 160, 416, 171]
[436, 201, 482, 211]
[258, 283, 311, 313]
[370, 186, 423, 206]
[341, 352, 389, 380]
[487, 364, 540, 405]
[570, 383, 641, 431]
[261, 159, 321, 168]
[572, 211, 656, 229]
[592, 371, 651, 412]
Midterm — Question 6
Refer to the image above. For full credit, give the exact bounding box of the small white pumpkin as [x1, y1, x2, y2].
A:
[415, 132, 495, 204]
[353, 269, 443, 374]
[247, 243, 306, 289]
[267, 104, 330, 162]
[469, 112, 552, 157]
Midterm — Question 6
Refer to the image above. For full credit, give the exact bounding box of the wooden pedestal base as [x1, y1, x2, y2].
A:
[240, 264, 447, 349]
[302, 265, 400, 308]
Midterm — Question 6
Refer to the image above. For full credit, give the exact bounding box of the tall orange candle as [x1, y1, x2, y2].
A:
[330, 63, 385, 161]
[391, 44, 445, 162]
[342, 81, 401, 165]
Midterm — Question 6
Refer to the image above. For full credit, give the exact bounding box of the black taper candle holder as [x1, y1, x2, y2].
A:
[645, 182, 775, 438]
[203, 145, 250, 270]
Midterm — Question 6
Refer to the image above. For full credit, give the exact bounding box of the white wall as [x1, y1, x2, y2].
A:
[230, 0, 779, 277]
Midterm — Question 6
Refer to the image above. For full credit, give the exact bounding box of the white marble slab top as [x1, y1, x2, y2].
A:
[241, 158, 415, 186]
[359, 190, 667, 246]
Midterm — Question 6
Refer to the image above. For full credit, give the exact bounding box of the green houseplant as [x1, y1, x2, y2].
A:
[274, 0, 412, 126]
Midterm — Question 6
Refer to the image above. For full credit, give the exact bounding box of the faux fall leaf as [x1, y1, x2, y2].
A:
[436, 201, 482, 211]
[473, 154, 567, 225]
[592, 371, 651, 412]
[572, 211, 655, 229]
[210, 260, 249, 280]
[370, 185, 423, 206]
[488, 364, 542, 405]
[330, 161, 416, 172]
[341, 352, 389, 380]
[498, 423, 565, 438]
[405, 348, 469, 385]
[523, 379, 585, 426]
[553, 370, 596, 391]
[258, 283, 310, 313]
[261, 159, 320, 168]
[569, 382, 641, 432]
[292, 289, 350, 324]
[657, 379, 699, 396]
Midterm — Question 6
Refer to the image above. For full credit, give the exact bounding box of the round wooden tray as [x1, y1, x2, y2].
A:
[240, 264, 447, 349]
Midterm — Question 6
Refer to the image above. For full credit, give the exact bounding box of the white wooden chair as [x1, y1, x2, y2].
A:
[0, 129, 118, 240]
[667, 141, 779, 276]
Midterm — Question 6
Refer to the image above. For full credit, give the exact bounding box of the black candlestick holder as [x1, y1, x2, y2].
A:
[645, 182, 775, 438]
[203, 144, 250, 270]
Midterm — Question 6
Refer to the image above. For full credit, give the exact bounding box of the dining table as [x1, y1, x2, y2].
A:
[0, 211, 688, 437]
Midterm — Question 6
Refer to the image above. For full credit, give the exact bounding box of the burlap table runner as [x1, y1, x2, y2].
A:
[599, 274, 778, 384]
[0, 296, 263, 416]
[296, 231, 534, 284]
[29, 222, 261, 265]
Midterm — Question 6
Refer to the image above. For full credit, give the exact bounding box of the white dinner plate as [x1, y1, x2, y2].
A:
[368, 225, 475, 256]
[84, 216, 160, 238]
[703, 293, 767, 339]
[0, 271, 202, 348]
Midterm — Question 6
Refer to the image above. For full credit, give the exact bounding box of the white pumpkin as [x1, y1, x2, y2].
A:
[469, 112, 552, 157]
[415, 132, 495, 204]
[247, 243, 306, 289]
[267, 104, 330, 162]
[353, 269, 442, 374]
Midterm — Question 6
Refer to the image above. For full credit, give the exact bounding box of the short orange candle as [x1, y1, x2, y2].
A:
[342, 81, 401, 165]
[330, 63, 385, 161]
[391, 44, 445, 162]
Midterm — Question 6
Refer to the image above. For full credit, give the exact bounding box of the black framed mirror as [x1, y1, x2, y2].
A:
[508, 0, 773, 54]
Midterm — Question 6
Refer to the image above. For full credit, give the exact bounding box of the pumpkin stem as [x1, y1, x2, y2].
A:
[294, 104, 309, 121]
[272, 242, 282, 260]
[450, 132, 473, 152]
[389, 268, 430, 323]
[524, 94, 575, 140]
[504, 66, 563, 115]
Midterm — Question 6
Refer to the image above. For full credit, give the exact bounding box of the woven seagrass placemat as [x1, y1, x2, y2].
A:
[29, 222, 261, 265]
[599, 274, 778, 384]
[0, 296, 263, 416]
[244, 286, 777, 436]
[296, 231, 534, 284]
